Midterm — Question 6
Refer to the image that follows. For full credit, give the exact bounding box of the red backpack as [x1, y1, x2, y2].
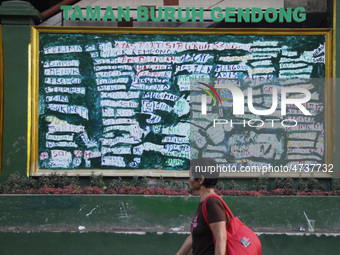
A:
[202, 194, 262, 255]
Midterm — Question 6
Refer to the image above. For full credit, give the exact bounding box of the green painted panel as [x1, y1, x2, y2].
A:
[0, 0, 42, 181]
[0, 232, 338, 255]
[1, 25, 31, 179]
[0, 195, 339, 231]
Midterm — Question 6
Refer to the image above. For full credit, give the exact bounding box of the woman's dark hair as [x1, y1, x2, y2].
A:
[190, 158, 219, 188]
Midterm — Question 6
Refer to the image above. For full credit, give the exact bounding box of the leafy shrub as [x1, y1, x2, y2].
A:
[1, 172, 37, 193]
[297, 178, 307, 191]
[227, 180, 239, 190]
[275, 178, 293, 190]
[131, 176, 149, 189]
[171, 181, 186, 191]
[307, 178, 318, 191]
[139, 176, 149, 189]
[109, 177, 126, 191]
[159, 176, 169, 189]
[215, 181, 225, 191]
[39, 172, 79, 188]
[252, 176, 269, 191]
[1, 172, 340, 196]
[332, 179, 340, 190]
[90, 172, 105, 188]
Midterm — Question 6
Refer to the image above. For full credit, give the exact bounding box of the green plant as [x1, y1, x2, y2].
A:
[171, 181, 186, 190]
[62, 173, 79, 187]
[252, 176, 269, 191]
[109, 177, 125, 190]
[275, 178, 293, 190]
[90, 172, 105, 188]
[297, 178, 307, 191]
[39, 172, 79, 188]
[159, 176, 169, 189]
[132, 176, 139, 187]
[317, 184, 326, 191]
[139, 176, 149, 189]
[227, 180, 239, 190]
[0, 172, 37, 193]
[131, 176, 149, 189]
[215, 181, 225, 191]
[307, 178, 318, 191]
[332, 179, 340, 191]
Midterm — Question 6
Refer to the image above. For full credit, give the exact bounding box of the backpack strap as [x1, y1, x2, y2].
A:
[202, 194, 232, 245]
[202, 193, 234, 221]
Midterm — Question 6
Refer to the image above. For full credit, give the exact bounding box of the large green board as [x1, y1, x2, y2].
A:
[35, 29, 328, 173]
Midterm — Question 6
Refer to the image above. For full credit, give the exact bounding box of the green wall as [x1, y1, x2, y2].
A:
[0, 195, 339, 231]
[0, 195, 339, 255]
[1, 25, 30, 178]
[0, 1, 41, 179]
[0, 232, 339, 255]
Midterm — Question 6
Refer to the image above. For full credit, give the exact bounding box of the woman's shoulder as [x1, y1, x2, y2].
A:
[205, 195, 225, 209]
[205, 195, 227, 221]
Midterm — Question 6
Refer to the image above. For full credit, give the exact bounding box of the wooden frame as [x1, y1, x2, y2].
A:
[29, 26, 333, 178]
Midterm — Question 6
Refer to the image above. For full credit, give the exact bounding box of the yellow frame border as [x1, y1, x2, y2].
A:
[30, 26, 333, 178]
[333, 0, 337, 158]
[27, 43, 32, 177]
[0, 25, 3, 176]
